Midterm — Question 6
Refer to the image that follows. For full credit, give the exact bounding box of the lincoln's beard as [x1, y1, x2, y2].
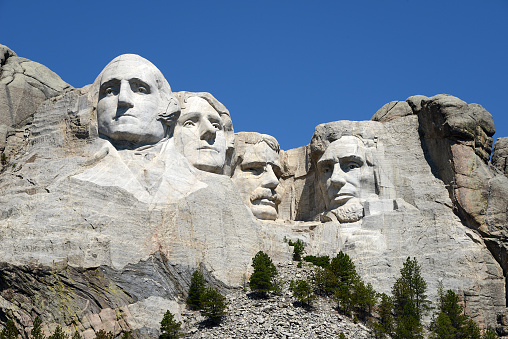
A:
[330, 199, 364, 223]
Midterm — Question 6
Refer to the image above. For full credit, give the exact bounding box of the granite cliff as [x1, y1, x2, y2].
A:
[0, 45, 507, 338]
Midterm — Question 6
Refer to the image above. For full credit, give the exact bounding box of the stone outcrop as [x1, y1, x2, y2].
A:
[0, 50, 507, 338]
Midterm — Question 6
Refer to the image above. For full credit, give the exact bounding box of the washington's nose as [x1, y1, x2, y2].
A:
[200, 119, 217, 141]
[262, 165, 279, 189]
[330, 163, 347, 187]
[118, 81, 134, 108]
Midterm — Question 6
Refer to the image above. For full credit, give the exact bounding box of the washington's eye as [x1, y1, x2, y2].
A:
[137, 86, 148, 94]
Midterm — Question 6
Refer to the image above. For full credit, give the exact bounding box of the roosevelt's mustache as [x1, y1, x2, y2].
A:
[250, 188, 281, 205]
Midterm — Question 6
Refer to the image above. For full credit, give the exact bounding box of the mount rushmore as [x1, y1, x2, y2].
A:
[1, 44, 508, 337]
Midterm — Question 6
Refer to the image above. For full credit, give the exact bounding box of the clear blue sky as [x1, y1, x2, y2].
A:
[1, 0, 507, 151]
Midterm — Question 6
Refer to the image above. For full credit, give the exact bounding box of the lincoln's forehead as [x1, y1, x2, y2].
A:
[321, 137, 366, 161]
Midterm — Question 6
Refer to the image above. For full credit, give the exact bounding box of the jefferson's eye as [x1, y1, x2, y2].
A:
[244, 166, 263, 175]
[105, 87, 115, 95]
[320, 165, 332, 174]
[212, 123, 221, 130]
[183, 120, 195, 127]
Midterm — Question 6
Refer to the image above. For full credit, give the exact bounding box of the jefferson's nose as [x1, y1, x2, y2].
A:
[261, 165, 279, 189]
[200, 119, 217, 141]
[330, 163, 347, 187]
[118, 81, 134, 108]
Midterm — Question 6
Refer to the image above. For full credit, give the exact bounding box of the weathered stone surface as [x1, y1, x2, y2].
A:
[493, 137, 508, 176]
[0, 51, 506, 337]
[371, 100, 413, 122]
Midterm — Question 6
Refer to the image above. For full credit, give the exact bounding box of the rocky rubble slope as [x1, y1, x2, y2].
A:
[182, 261, 373, 339]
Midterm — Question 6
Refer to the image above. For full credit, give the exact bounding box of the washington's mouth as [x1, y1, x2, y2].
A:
[113, 113, 136, 120]
[198, 146, 219, 152]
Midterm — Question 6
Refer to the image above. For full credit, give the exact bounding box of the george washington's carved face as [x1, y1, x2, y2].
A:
[97, 58, 165, 144]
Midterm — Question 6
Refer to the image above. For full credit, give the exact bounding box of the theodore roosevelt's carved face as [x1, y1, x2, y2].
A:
[174, 96, 226, 173]
[317, 136, 376, 219]
[232, 141, 281, 220]
[97, 58, 164, 144]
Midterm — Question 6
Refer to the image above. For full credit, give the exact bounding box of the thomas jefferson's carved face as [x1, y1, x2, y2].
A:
[174, 97, 226, 173]
[97, 59, 164, 144]
[232, 142, 281, 220]
[317, 136, 376, 213]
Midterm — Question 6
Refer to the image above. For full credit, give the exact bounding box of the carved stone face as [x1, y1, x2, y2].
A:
[97, 59, 165, 144]
[232, 142, 281, 220]
[317, 136, 376, 216]
[174, 96, 226, 173]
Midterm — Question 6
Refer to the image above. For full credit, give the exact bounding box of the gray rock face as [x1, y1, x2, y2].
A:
[493, 137, 508, 176]
[0, 51, 507, 337]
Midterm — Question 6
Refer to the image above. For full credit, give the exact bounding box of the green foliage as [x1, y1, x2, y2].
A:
[482, 327, 499, 339]
[31, 316, 45, 339]
[48, 326, 67, 339]
[297, 261, 302, 268]
[339, 333, 347, 339]
[391, 257, 427, 338]
[330, 251, 360, 315]
[287, 239, 305, 261]
[0, 320, 19, 339]
[71, 331, 83, 339]
[393, 299, 423, 339]
[313, 266, 338, 296]
[353, 280, 377, 321]
[290, 279, 316, 306]
[160, 310, 182, 339]
[371, 293, 394, 338]
[392, 257, 428, 320]
[187, 270, 206, 310]
[303, 255, 330, 268]
[430, 313, 455, 339]
[1, 153, 6, 165]
[462, 319, 481, 339]
[119, 332, 131, 339]
[430, 289, 467, 338]
[249, 251, 278, 296]
[200, 287, 228, 324]
[93, 330, 113, 339]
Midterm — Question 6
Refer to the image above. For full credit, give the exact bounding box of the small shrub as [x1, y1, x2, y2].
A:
[287, 239, 305, 261]
[48, 326, 67, 339]
[303, 255, 330, 268]
[249, 251, 278, 296]
[31, 316, 45, 339]
[297, 261, 302, 268]
[160, 310, 182, 339]
[187, 270, 206, 310]
[290, 279, 316, 306]
[200, 287, 228, 324]
[1, 320, 19, 339]
[93, 330, 113, 339]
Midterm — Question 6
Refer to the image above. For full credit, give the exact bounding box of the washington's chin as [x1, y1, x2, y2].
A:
[250, 200, 278, 220]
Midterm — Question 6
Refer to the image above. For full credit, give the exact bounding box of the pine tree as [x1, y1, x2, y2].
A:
[330, 251, 360, 315]
[187, 269, 206, 310]
[31, 316, 45, 339]
[249, 251, 278, 296]
[71, 331, 83, 339]
[430, 312, 455, 339]
[313, 266, 337, 296]
[371, 293, 394, 338]
[392, 257, 427, 338]
[200, 287, 228, 324]
[353, 280, 377, 321]
[482, 327, 499, 339]
[160, 310, 182, 339]
[462, 319, 481, 339]
[93, 330, 113, 339]
[48, 326, 67, 339]
[288, 239, 305, 261]
[0, 320, 19, 339]
[290, 279, 315, 306]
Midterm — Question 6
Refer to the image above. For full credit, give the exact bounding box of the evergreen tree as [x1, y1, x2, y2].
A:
[0, 320, 19, 339]
[249, 251, 278, 296]
[462, 319, 481, 339]
[48, 326, 67, 339]
[187, 269, 206, 310]
[330, 251, 360, 315]
[288, 239, 305, 261]
[71, 331, 83, 339]
[430, 313, 455, 339]
[290, 279, 315, 306]
[93, 330, 113, 339]
[119, 332, 131, 339]
[353, 280, 377, 321]
[313, 266, 337, 296]
[31, 316, 45, 339]
[371, 293, 394, 338]
[392, 257, 427, 338]
[482, 327, 498, 339]
[160, 310, 182, 339]
[200, 287, 228, 324]
[339, 333, 347, 339]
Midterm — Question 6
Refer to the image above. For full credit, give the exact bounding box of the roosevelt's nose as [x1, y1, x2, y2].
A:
[330, 163, 347, 188]
[118, 81, 134, 108]
[262, 165, 279, 189]
[200, 119, 217, 141]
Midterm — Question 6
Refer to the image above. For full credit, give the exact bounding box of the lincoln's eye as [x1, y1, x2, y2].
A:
[183, 120, 195, 127]
[346, 162, 360, 171]
[137, 86, 148, 94]
[244, 166, 263, 175]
